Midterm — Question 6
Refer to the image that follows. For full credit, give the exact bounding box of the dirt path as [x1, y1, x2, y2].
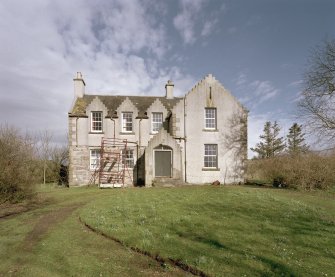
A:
[7, 204, 83, 276]
[22, 204, 82, 251]
[3, 197, 189, 276]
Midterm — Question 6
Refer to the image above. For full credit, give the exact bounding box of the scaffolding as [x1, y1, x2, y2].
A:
[89, 138, 138, 188]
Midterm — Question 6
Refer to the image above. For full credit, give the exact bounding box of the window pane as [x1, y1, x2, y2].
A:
[122, 149, 134, 168]
[91, 112, 103, 131]
[204, 144, 217, 168]
[152, 112, 163, 132]
[122, 112, 133, 132]
[205, 108, 216, 129]
[90, 149, 101, 170]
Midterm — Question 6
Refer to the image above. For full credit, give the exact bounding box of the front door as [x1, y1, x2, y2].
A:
[154, 150, 172, 177]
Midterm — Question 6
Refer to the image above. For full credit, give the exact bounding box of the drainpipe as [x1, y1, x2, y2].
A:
[138, 118, 142, 184]
[139, 118, 142, 149]
[183, 97, 187, 183]
[111, 118, 115, 140]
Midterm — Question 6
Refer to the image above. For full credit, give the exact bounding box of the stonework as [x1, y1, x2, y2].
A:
[68, 73, 247, 187]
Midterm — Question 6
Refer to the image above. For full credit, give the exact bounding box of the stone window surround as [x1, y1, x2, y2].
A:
[90, 148, 101, 170]
[151, 112, 163, 134]
[122, 149, 135, 168]
[122, 112, 133, 133]
[203, 144, 218, 169]
[91, 111, 103, 133]
[204, 107, 217, 130]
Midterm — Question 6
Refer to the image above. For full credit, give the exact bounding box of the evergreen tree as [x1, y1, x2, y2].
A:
[287, 123, 309, 155]
[251, 121, 285, 158]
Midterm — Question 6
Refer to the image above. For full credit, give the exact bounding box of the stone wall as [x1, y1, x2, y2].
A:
[145, 129, 183, 186]
[69, 146, 90, 186]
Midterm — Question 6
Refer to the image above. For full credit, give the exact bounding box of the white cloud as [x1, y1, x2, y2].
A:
[234, 72, 279, 110]
[235, 73, 247, 86]
[201, 19, 217, 36]
[173, 0, 217, 44]
[250, 80, 279, 104]
[0, 0, 194, 143]
[173, 0, 203, 44]
[288, 80, 303, 87]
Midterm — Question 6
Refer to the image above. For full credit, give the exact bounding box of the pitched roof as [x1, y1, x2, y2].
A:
[69, 95, 183, 118]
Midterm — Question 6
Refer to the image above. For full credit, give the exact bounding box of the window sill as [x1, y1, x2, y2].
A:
[89, 132, 104, 134]
[202, 129, 219, 132]
[119, 132, 135, 135]
[202, 168, 220, 171]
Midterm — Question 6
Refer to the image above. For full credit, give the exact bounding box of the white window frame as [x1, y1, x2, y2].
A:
[122, 112, 133, 133]
[204, 144, 218, 168]
[91, 111, 103, 132]
[90, 149, 101, 170]
[122, 149, 135, 168]
[205, 108, 216, 130]
[151, 112, 163, 133]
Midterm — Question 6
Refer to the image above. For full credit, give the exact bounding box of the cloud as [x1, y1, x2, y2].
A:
[173, 0, 204, 44]
[173, 0, 217, 44]
[250, 80, 279, 103]
[288, 80, 303, 87]
[0, 0, 195, 143]
[235, 73, 247, 86]
[201, 19, 218, 36]
[234, 73, 279, 110]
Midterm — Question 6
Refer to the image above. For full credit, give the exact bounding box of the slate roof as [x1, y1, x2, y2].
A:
[69, 95, 183, 119]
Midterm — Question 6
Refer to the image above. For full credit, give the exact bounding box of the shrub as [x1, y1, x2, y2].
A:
[247, 151, 335, 190]
[0, 125, 38, 203]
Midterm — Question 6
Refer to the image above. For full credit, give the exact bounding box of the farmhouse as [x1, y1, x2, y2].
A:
[68, 73, 247, 187]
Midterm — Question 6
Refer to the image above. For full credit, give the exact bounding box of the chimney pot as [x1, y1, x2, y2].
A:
[165, 80, 174, 99]
[73, 72, 85, 98]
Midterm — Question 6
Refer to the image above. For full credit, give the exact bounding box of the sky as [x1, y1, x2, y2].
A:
[0, 0, 334, 157]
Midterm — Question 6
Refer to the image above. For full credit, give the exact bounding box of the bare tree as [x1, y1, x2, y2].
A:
[0, 125, 38, 202]
[223, 109, 248, 181]
[37, 130, 52, 185]
[298, 39, 335, 142]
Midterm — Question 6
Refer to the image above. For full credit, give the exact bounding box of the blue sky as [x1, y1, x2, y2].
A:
[0, 0, 334, 157]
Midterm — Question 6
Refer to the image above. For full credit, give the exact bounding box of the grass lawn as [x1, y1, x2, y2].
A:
[0, 185, 186, 276]
[80, 186, 335, 276]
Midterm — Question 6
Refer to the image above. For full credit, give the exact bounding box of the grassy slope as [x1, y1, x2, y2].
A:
[0, 186, 187, 277]
[80, 186, 335, 276]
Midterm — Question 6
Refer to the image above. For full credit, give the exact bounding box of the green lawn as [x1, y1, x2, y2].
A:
[0, 186, 186, 276]
[80, 186, 335, 276]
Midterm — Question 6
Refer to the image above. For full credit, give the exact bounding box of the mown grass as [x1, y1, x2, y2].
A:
[80, 186, 335, 276]
[0, 185, 186, 276]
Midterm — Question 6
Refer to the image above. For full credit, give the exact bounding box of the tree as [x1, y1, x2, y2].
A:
[37, 130, 52, 185]
[223, 109, 248, 181]
[0, 125, 38, 202]
[251, 121, 285, 158]
[287, 123, 309, 155]
[50, 145, 69, 186]
[298, 39, 335, 142]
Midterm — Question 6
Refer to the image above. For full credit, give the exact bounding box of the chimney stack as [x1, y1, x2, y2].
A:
[165, 80, 174, 99]
[73, 72, 85, 98]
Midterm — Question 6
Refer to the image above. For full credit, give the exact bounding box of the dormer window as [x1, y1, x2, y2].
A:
[122, 112, 133, 132]
[152, 112, 163, 133]
[205, 108, 216, 130]
[91, 111, 103, 132]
